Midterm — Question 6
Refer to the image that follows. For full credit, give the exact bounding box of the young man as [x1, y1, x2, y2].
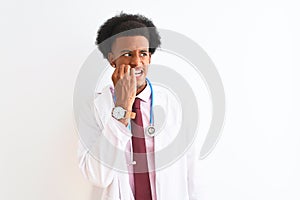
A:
[78, 13, 201, 200]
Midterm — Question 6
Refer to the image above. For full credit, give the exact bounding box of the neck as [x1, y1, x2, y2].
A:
[136, 80, 147, 95]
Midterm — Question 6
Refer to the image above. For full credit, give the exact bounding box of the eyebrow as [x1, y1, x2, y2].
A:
[119, 50, 131, 53]
[119, 49, 149, 53]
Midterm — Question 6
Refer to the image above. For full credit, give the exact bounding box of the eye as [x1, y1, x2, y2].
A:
[140, 52, 149, 57]
[122, 53, 131, 57]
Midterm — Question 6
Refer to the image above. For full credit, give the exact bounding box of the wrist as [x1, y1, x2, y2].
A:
[115, 102, 132, 112]
[118, 118, 129, 127]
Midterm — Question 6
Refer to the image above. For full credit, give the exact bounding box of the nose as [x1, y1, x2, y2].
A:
[130, 54, 142, 68]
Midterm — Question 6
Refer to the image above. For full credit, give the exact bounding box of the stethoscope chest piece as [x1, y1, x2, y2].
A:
[145, 125, 156, 137]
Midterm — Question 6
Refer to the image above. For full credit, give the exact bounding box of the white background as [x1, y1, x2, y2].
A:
[1, 0, 300, 199]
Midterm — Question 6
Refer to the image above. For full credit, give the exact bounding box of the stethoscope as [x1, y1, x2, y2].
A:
[145, 78, 156, 137]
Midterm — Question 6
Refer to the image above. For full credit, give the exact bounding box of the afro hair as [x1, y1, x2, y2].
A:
[95, 13, 161, 59]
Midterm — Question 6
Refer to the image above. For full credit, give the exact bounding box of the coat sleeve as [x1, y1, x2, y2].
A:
[78, 88, 132, 188]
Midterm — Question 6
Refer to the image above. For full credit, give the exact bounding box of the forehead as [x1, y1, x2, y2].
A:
[111, 36, 149, 52]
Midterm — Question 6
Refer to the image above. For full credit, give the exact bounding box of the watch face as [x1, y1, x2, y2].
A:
[112, 106, 126, 120]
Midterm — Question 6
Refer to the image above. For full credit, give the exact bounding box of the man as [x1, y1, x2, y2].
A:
[78, 13, 201, 200]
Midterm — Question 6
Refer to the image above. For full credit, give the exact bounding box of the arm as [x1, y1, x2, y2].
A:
[78, 93, 132, 188]
[78, 65, 136, 188]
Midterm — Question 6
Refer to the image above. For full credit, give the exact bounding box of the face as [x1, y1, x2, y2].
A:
[108, 35, 151, 93]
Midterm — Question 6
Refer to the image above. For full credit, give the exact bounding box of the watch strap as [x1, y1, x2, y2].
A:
[125, 111, 136, 119]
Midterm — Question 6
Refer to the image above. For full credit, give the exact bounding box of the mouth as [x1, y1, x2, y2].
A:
[134, 69, 143, 77]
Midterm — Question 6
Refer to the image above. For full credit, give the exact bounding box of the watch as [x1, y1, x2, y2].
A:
[112, 106, 136, 120]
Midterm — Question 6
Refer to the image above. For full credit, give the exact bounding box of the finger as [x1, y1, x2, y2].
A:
[112, 66, 119, 78]
[119, 64, 125, 78]
[111, 66, 119, 85]
[124, 65, 131, 76]
[130, 67, 135, 78]
[130, 68, 137, 84]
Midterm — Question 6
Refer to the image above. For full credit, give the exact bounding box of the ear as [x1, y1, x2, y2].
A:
[108, 52, 116, 67]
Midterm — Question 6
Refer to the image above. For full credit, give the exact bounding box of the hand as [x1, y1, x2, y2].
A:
[112, 64, 137, 112]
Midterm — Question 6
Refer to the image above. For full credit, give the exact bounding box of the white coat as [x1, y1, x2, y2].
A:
[78, 84, 201, 200]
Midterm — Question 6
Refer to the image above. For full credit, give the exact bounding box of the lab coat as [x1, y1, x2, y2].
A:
[78, 84, 201, 200]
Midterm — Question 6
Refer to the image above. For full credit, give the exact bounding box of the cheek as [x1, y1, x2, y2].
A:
[141, 61, 150, 70]
[144, 66, 149, 74]
[115, 58, 129, 66]
[144, 57, 151, 64]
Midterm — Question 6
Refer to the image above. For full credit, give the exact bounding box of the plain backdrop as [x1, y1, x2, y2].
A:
[1, 0, 300, 199]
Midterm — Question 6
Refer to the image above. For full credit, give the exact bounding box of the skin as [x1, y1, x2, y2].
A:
[108, 36, 151, 126]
